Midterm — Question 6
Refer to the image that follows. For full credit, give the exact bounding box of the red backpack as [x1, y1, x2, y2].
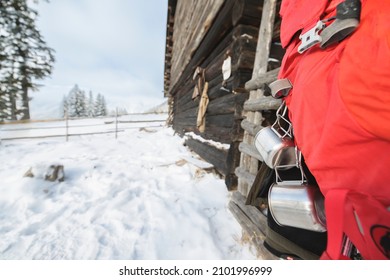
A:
[278, 0, 390, 259]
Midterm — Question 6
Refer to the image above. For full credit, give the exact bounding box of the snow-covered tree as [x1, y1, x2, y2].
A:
[75, 89, 87, 117]
[64, 84, 87, 118]
[62, 86, 108, 118]
[0, 0, 55, 121]
[94, 93, 107, 117]
[87, 91, 95, 117]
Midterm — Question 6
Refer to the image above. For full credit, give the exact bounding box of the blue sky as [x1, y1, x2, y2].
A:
[31, 0, 168, 118]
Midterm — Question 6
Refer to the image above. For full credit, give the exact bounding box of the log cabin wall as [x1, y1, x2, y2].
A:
[164, 0, 266, 190]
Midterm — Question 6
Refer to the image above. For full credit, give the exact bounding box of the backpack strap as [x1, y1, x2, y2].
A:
[320, 189, 351, 260]
[322, 189, 390, 260]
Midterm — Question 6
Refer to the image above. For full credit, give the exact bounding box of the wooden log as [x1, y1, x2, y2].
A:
[231, 38, 258, 72]
[170, 0, 225, 88]
[202, 131, 232, 145]
[239, 142, 263, 161]
[170, 0, 233, 92]
[245, 67, 279, 91]
[232, 0, 263, 27]
[172, 124, 196, 136]
[185, 138, 228, 175]
[207, 93, 248, 116]
[230, 70, 253, 93]
[206, 114, 235, 128]
[241, 119, 264, 136]
[202, 24, 258, 71]
[243, 96, 282, 111]
[225, 143, 239, 190]
[174, 25, 258, 109]
[174, 106, 198, 120]
[231, 191, 269, 239]
[174, 108, 236, 129]
[174, 119, 234, 144]
[228, 200, 265, 240]
[171, 24, 258, 113]
[170, 1, 263, 94]
[235, 166, 256, 187]
[172, 116, 197, 127]
[228, 200, 278, 259]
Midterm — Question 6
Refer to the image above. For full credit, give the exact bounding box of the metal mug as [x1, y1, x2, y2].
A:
[254, 126, 296, 169]
[268, 182, 326, 232]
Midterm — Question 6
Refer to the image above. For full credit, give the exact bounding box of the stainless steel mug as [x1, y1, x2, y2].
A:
[254, 126, 296, 169]
[268, 182, 326, 232]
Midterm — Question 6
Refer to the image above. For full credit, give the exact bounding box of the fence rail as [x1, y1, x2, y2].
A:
[0, 115, 166, 141]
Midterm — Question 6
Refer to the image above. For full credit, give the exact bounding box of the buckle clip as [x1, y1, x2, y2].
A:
[298, 21, 326, 54]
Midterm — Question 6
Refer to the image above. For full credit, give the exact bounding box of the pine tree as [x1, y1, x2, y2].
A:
[66, 84, 79, 118]
[0, 0, 55, 121]
[87, 91, 94, 117]
[100, 95, 107, 116]
[62, 86, 108, 119]
[75, 89, 86, 117]
[94, 93, 108, 117]
[94, 93, 103, 117]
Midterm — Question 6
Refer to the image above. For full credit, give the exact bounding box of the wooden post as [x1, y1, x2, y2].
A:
[115, 107, 118, 139]
[238, 0, 277, 196]
[65, 112, 69, 142]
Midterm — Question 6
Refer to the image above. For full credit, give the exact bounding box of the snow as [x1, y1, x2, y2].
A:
[0, 116, 256, 260]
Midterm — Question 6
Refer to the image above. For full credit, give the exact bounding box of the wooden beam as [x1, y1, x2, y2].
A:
[170, 0, 228, 91]
[241, 119, 264, 136]
[239, 142, 263, 161]
[235, 166, 256, 186]
[228, 191, 278, 259]
[243, 96, 282, 111]
[232, 0, 263, 27]
[185, 138, 228, 175]
[245, 67, 279, 91]
[228, 202, 277, 260]
[170, 0, 225, 89]
[231, 191, 269, 234]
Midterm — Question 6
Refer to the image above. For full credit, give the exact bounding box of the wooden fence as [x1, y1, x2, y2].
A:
[0, 115, 166, 141]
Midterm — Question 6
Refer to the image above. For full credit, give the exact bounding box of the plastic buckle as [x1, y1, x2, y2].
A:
[298, 21, 326, 54]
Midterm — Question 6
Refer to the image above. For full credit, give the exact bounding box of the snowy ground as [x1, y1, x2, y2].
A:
[0, 116, 256, 260]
